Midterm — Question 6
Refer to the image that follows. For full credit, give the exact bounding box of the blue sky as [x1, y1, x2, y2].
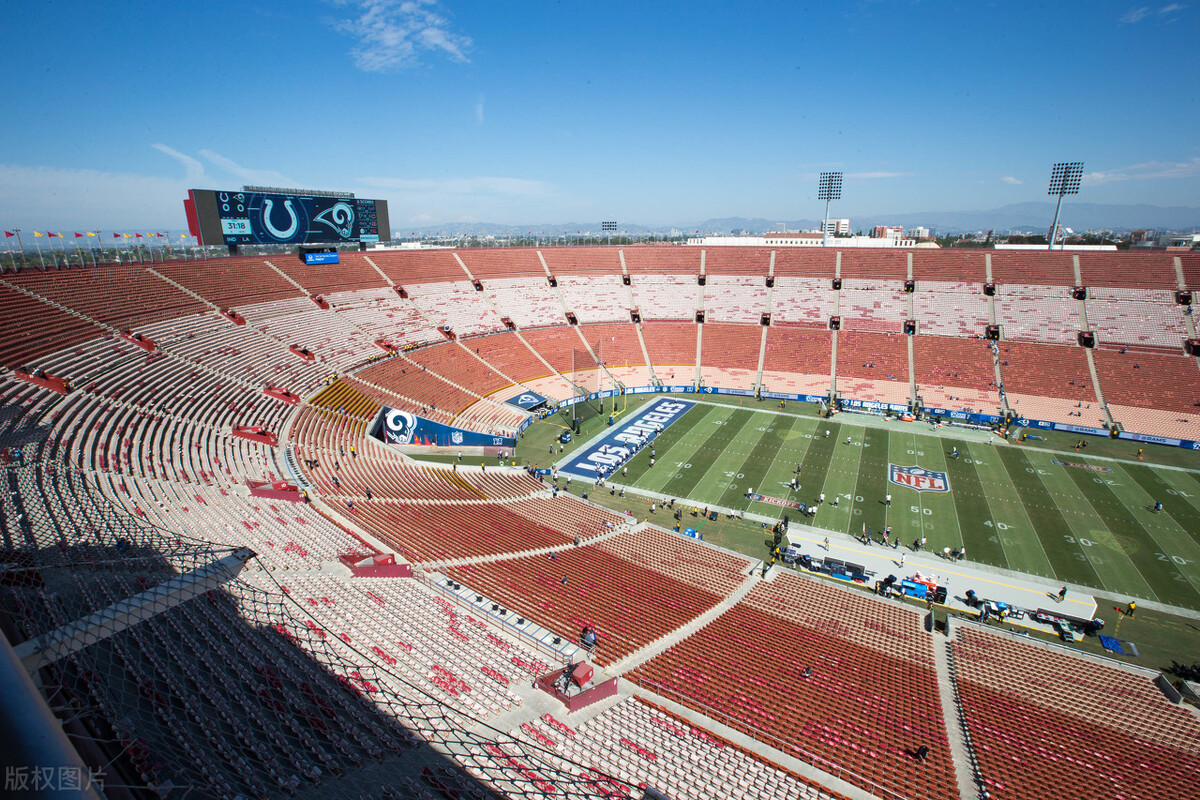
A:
[1, 0, 1197, 230]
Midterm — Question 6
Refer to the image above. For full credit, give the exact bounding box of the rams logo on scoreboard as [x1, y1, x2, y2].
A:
[888, 464, 950, 493]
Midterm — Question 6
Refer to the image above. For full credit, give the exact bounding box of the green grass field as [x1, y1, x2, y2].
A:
[529, 395, 1200, 611]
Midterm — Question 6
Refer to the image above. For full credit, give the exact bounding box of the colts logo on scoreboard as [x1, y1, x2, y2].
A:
[888, 464, 950, 493]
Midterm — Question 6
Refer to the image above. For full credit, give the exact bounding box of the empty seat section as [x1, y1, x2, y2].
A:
[539, 246, 623, 275]
[558, 274, 629, 323]
[641, 322, 697, 378]
[1085, 288, 1188, 350]
[771, 248, 836, 277]
[627, 572, 955, 800]
[464, 331, 555, 383]
[10, 264, 207, 330]
[458, 248, 545, 279]
[156, 257, 302, 307]
[353, 499, 581, 563]
[702, 246, 770, 276]
[523, 326, 596, 373]
[0, 284, 104, 368]
[406, 281, 503, 337]
[914, 336, 1000, 412]
[273, 251, 386, 294]
[329, 288, 443, 347]
[481, 277, 565, 328]
[989, 251, 1075, 286]
[835, 331, 910, 405]
[630, 275, 698, 320]
[951, 627, 1200, 800]
[912, 281, 988, 337]
[1080, 251, 1178, 289]
[771, 277, 836, 326]
[595, 527, 750, 595]
[1093, 349, 1200, 414]
[761, 327, 832, 395]
[700, 323, 761, 372]
[912, 250, 985, 283]
[370, 249, 466, 283]
[704, 275, 768, 323]
[623, 247, 700, 275]
[839, 279, 907, 333]
[993, 284, 1080, 343]
[446, 544, 724, 667]
[409, 341, 511, 397]
[838, 249, 908, 280]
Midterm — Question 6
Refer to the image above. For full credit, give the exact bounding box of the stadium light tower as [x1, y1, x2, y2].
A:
[817, 172, 842, 247]
[1046, 161, 1083, 251]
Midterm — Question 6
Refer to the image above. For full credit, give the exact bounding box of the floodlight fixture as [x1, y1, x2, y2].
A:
[601, 220, 617, 246]
[1046, 161, 1084, 250]
[817, 172, 843, 247]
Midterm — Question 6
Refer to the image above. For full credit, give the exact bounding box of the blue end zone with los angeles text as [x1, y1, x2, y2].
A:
[558, 398, 695, 477]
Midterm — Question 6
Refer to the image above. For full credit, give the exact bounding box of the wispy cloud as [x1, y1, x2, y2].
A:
[475, 95, 485, 126]
[198, 149, 296, 187]
[332, 0, 472, 72]
[1001, 176, 1023, 186]
[1121, 3, 1186, 22]
[1084, 157, 1200, 184]
[151, 143, 207, 183]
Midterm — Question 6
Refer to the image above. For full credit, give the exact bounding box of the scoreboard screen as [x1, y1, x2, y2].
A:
[185, 189, 389, 246]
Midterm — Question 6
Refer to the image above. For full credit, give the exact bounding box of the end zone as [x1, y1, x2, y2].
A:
[558, 398, 695, 479]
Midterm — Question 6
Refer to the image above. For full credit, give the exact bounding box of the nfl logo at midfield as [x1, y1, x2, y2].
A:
[889, 464, 950, 493]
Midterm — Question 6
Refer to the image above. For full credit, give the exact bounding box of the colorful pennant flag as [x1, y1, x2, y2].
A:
[34, 231, 45, 237]
[4, 231, 14, 237]
[74, 232, 84, 238]
[86, 231, 97, 237]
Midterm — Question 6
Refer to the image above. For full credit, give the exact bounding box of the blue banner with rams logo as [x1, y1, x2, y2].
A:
[372, 407, 516, 449]
[888, 464, 950, 493]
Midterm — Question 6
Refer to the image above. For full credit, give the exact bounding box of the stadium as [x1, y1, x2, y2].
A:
[3, 220, 1200, 800]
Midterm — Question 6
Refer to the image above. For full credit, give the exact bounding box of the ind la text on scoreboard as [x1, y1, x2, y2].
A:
[185, 188, 390, 246]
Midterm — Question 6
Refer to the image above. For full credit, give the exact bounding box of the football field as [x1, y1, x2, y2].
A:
[563, 397, 1200, 611]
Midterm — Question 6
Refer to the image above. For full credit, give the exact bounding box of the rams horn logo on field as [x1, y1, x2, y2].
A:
[888, 464, 950, 493]
[517, 394, 538, 404]
[385, 409, 418, 444]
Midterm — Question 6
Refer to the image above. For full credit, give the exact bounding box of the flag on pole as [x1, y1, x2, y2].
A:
[135, 233, 143, 238]
[34, 231, 45, 237]
[87, 231, 97, 237]
[74, 232, 84, 238]
[123, 234, 132, 239]
[4, 231, 14, 237]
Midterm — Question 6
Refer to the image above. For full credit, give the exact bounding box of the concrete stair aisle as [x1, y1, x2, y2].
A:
[908, 253, 918, 407]
[362, 254, 392, 284]
[933, 631, 985, 800]
[146, 267, 221, 310]
[606, 568, 760, 676]
[1085, 348, 1114, 427]
[755, 325, 769, 391]
[634, 324, 657, 385]
[264, 260, 310, 295]
[694, 323, 703, 387]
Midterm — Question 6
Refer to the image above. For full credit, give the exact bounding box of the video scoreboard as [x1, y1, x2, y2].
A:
[185, 188, 390, 247]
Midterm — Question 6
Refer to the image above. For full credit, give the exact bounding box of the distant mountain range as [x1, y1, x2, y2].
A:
[396, 202, 1200, 238]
